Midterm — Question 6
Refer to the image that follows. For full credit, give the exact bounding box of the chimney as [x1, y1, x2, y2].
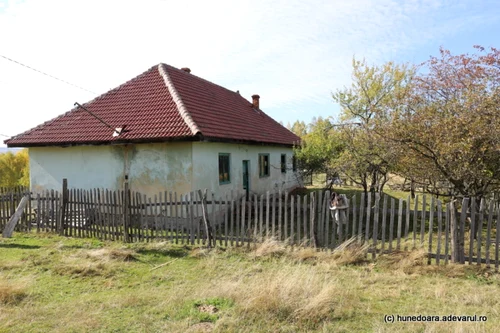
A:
[181, 67, 191, 73]
[252, 94, 260, 109]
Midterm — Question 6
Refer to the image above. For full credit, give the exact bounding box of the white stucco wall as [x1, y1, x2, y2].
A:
[29, 141, 299, 198]
[191, 142, 299, 197]
[29, 142, 193, 196]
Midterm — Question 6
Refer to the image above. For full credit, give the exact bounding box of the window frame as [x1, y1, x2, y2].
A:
[281, 154, 287, 174]
[218, 153, 231, 185]
[292, 155, 297, 172]
[258, 153, 270, 178]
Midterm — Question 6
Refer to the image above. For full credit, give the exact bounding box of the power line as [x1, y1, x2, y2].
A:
[0, 54, 97, 94]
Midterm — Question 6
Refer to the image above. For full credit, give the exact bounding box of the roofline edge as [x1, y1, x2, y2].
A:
[158, 64, 201, 136]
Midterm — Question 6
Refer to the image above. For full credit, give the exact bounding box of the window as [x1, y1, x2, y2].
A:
[281, 154, 286, 173]
[292, 155, 297, 172]
[219, 153, 230, 184]
[259, 154, 270, 177]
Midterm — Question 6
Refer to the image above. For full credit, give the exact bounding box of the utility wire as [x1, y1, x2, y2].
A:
[0, 54, 97, 94]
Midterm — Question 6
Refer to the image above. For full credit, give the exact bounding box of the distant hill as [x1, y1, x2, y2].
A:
[0, 147, 21, 154]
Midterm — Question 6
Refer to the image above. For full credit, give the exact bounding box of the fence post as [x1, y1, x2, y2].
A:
[450, 201, 459, 263]
[123, 177, 130, 243]
[310, 192, 317, 248]
[57, 179, 68, 235]
[198, 189, 214, 248]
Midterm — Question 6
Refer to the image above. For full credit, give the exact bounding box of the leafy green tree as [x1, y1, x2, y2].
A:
[332, 58, 415, 194]
[0, 149, 29, 187]
[294, 117, 343, 185]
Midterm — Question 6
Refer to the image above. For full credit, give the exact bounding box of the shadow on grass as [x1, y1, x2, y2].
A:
[136, 247, 190, 258]
[0, 243, 41, 249]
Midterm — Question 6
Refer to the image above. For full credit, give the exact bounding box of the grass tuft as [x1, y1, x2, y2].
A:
[0, 280, 28, 305]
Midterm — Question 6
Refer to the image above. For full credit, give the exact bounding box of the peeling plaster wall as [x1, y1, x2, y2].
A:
[29, 142, 297, 198]
[192, 142, 299, 197]
[29, 142, 193, 197]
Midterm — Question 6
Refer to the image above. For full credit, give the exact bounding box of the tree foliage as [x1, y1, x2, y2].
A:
[0, 149, 30, 187]
[332, 58, 415, 193]
[293, 117, 343, 181]
[388, 46, 500, 197]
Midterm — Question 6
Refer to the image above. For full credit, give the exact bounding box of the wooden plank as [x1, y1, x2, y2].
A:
[259, 194, 264, 242]
[290, 194, 295, 245]
[230, 193, 235, 246]
[337, 193, 343, 244]
[477, 198, 485, 266]
[155, 193, 160, 241]
[351, 195, 357, 241]
[428, 196, 435, 264]
[397, 198, 403, 251]
[36, 193, 41, 233]
[365, 193, 371, 244]
[278, 190, 283, 241]
[224, 193, 229, 246]
[404, 195, 410, 250]
[485, 200, 493, 269]
[372, 193, 380, 258]
[381, 194, 388, 252]
[189, 192, 195, 245]
[458, 197, 468, 264]
[324, 191, 330, 249]
[296, 195, 301, 245]
[284, 192, 288, 242]
[303, 194, 308, 246]
[2, 195, 29, 238]
[175, 192, 180, 245]
[241, 194, 246, 246]
[212, 191, 218, 246]
[469, 198, 476, 265]
[495, 203, 499, 272]
[389, 198, 395, 252]
[235, 192, 241, 246]
[358, 194, 365, 243]
[265, 191, 270, 238]
[317, 190, 323, 244]
[420, 195, 426, 245]
[310, 192, 317, 248]
[444, 201, 450, 265]
[345, 192, 350, 240]
[253, 194, 258, 248]
[413, 195, 418, 249]
[436, 200, 443, 265]
[271, 192, 276, 238]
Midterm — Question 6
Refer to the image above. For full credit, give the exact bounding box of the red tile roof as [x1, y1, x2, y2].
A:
[5, 64, 300, 147]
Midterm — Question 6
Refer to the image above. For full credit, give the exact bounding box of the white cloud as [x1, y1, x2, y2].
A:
[1, 0, 499, 146]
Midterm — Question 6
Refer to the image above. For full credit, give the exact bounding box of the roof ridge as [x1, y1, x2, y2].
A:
[158, 64, 200, 136]
[163, 64, 253, 106]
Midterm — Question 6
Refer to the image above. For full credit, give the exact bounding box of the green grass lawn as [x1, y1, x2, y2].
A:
[1, 232, 499, 332]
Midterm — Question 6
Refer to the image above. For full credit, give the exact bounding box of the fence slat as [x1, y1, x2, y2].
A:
[413, 195, 418, 249]
[469, 198, 476, 265]
[358, 194, 365, 243]
[404, 195, 410, 250]
[477, 198, 485, 266]
[290, 194, 295, 245]
[381, 194, 387, 252]
[485, 200, 494, 268]
[428, 196, 435, 264]
[372, 193, 380, 259]
[444, 201, 450, 265]
[389, 198, 395, 252]
[420, 195, 426, 245]
[437, 200, 443, 266]
[364, 193, 371, 245]
[397, 198, 403, 251]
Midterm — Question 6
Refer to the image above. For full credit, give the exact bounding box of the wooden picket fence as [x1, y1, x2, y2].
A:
[1, 183, 500, 269]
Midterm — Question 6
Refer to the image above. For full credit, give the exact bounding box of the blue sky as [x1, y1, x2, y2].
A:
[1, 0, 499, 147]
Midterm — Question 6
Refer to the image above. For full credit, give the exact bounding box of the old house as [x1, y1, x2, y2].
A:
[5, 64, 301, 197]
